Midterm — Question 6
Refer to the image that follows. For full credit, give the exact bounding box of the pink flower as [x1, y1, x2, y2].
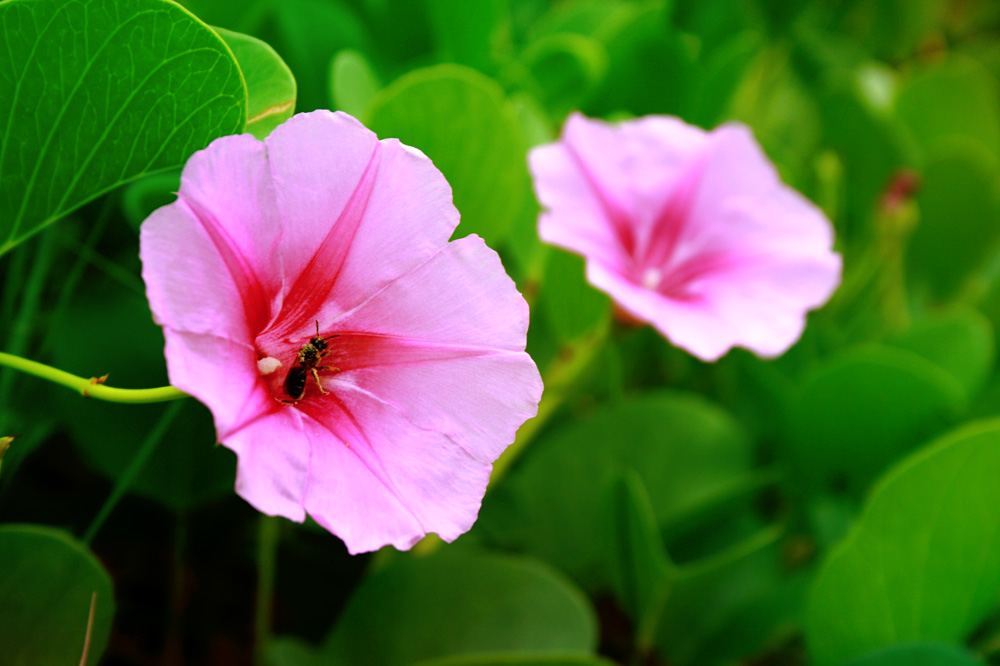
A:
[140, 111, 542, 554]
[530, 113, 842, 361]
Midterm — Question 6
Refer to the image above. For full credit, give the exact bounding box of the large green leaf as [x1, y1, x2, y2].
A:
[806, 419, 1000, 665]
[215, 27, 295, 140]
[895, 55, 1000, 160]
[329, 49, 382, 119]
[521, 32, 608, 118]
[786, 345, 964, 498]
[365, 64, 528, 246]
[843, 643, 982, 666]
[587, 4, 696, 117]
[425, 0, 507, 73]
[0, 0, 246, 255]
[907, 140, 1000, 301]
[478, 392, 752, 589]
[262, 0, 369, 113]
[320, 551, 597, 666]
[889, 307, 995, 400]
[603, 469, 674, 647]
[0, 524, 115, 666]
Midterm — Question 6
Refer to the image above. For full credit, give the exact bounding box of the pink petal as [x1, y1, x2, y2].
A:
[301, 388, 490, 554]
[532, 142, 629, 272]
[532, 113, 841, 360]
[324, 237, 542, 462]
[224, 406, 311, 523]
[258, 111, 460, 342]
[160, 330, 268, 435]
[141, 134, 281, 340]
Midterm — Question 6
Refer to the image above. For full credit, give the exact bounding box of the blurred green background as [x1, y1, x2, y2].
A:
[4, 0, 1000, 665]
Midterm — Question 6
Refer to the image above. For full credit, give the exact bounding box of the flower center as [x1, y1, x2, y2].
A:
[641, 267, 662, 290]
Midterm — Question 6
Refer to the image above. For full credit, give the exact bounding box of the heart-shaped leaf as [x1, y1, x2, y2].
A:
[0, 524, 115, 666]
[215, 27, 295, 140]
[0, 0, 246, 254]
[806, 419, 1000, 665]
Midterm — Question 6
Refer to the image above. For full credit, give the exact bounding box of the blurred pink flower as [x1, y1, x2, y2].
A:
[140, 111, 542, 554]
[530, 113, 841, 360]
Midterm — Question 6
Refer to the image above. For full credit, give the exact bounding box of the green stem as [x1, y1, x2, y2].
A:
[82, 401, 184, 544]
[0, 351, 187, 403]
[254, 515, 280, 666]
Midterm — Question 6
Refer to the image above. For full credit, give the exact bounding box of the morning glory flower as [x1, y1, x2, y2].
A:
[140, 111, 542, 554]
[529, 113, 842, 361]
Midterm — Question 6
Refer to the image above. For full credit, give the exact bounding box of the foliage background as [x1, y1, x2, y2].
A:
[3, 0, 1000, 664]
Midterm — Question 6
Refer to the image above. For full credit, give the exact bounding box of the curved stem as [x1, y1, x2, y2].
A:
[0, 351, 187, 403]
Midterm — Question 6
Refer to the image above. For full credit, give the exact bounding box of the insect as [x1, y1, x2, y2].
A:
[283, 321, 340, 402]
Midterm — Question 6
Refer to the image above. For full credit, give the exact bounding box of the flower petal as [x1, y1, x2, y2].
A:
[301, 388, 490, 554]
[532, 112, 841, 361]
[324, 236, 542, 462]
[225, 406, 311, 523]
[260, 111, 460, 341]
[160, 329, 268, 435]
[141, 134, 281, 340]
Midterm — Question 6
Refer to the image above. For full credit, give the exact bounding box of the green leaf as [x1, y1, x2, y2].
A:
[521, 33, 608, 118]
[121, 171, 182, 231]
[819, 73, 915, 235]
[0, 524, 115, 666]
[539, 250, 610, 343]
[653, 524, 786, 665]
[0, 0, 246, 255]
[329, 49, 382, 119]
[411, 655, 620, 666]
[479, 392, 751, 589]
[215, 27, 295, 140]
[895, 55, 1000, 160]
[320, 551, 597, 666]
[54, 289, 235, 510]
[263, 0, 368, 113]
[840, 0, 947, 61]
[806, 419, 1000, 665]
[786, 345, 964, 498]
[907, 140, 1000, 301]
[889, 307, 995, 400]
[687, 31, 761, 128]
[588, 5, 696, 117]
[843, 643, 982, 666]
[603, 470, 674, 647]
[425, 0, 507, 73]
[365, 64, 528, 246]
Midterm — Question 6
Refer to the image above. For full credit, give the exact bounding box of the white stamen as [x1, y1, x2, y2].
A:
[257, 357, 282, 375]
[642, 267, 662, 290]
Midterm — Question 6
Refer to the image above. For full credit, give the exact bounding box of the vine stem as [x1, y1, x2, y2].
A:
[0, 351, 187, 403]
